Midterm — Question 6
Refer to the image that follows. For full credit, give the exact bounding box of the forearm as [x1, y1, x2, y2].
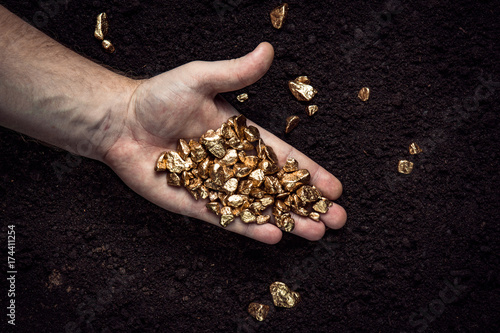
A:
[0, 5, 137, 161]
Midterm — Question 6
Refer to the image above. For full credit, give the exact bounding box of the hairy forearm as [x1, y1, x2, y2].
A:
[0, 5, 137, 161]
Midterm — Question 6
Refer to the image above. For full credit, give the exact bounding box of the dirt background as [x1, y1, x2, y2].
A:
[1, 0, 499, 332]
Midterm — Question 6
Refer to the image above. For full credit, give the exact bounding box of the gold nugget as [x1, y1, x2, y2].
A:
[248, 302, 270, 321]
[358, 87, 370, 101]
[285, 116, 300, 134]
[409, 142, 423, 155]
[269, 282, 301, 308]
[94, 13, 108, 41]
[307, 105, 318, 116]
[288, 78, 318, 102]
[102, 40, 115, 53]
[270, 3, 289, 29]
[237, 93, 249, 102]
[155, 151, 168, 171]
[398, 160, 414, 174]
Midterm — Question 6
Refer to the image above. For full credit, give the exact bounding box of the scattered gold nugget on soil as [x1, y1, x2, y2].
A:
[102, 40, 115, 53]
[94, 13, 108, 41]
[289, 76, 318, 101]
[358, 87, 370, 101]
[398, 160, 414, 174]
[285, 115, 300, 133]
[248, 302, 270, 321]
[409, 142, 423, 155]
[306, 105, 318, 116]
[270, 3, 289, 29]
[154, 115, 332, 231]
[270, 282, 301, 308]
[237, 93, 249, 102]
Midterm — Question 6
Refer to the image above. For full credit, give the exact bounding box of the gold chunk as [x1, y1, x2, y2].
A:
[258, 159, 279, 175]
[209, 163, 225, 186]
[263, 145, 278, 164]
[249, 202, 265, 214]
[276, 192, 289, 200]
[234, 115, 248, 140]
[188, 188, 199, 200]
[199, 185, 209, 199]
[237, 180, 255, 195]
[176, 139, 191, 160]
[227, 137, 241, 150]
[198, 157, 212, 179]
[241, 140, 255, 151]
[288, 80, 318, 102]
[209, 191, 218, 202]
[279, 216, 295, 232]
[166, 172, 181, 187]
[220, 214, 234, 228]
[358, 87, 370, 101]
[292, 207, 309, 217]
[223, 178, 239, 194]
[270, 3, 289, 29]
[189, 140, 207, 163]
[409, 142, 423, 155]
[269, 282, 301, 308]
[296, 185, 321, 203]
[260, 195, 274, 208]
[102, 40, 115, 53]
[201, 130, 226, 159]
[250, 188, 266, 199]
[234, 163, 252, 178]
[206, 202, 221, 216]
[243, 156, 260, 170]
[227, 194, 247, 208]
[155, 151, 168, 171]
[248, 169, 265, 187]
[309, 212, 320, 222]
[398, 160, 414, 174]
[237, 93, 249, 102]
[219, 149, 238, 166]
[312, 199, 329, 214]
[264, 176, 282, 194]
[244, 126, 260, 142]
[256, 215, 271, 225]
[94, 13, 108, 41]
[283, 157, 299, 173]
[240, 209, 257, 223]
[281, 170, 310, 192]
[275, 200, 290, 213]
[165, 151, 188, 173]
[221, 123, 237, 139]
[248, 302, 270, 321]
[285, 115, 300, 134]
[205, 179, 223, 191]
[306, 105, 319, 116]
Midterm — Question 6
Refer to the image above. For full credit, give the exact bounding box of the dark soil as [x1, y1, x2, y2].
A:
[1, 0, 499, 332]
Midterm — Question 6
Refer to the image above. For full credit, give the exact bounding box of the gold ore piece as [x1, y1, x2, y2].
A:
[257, 215, 271, 225]
[358, 87, 370, 102]
[102, 40, 115, 53]
[220, 206, 235, 227]
[241, 209, 257, 223]
[237, 93, 249, 102]
[166, 172, 181, 187]
[155, 151, 168, 171]
[201, 130, 226, 159]
[177, 139, 191, 160]
[270, 282, 301, 308]
[409, 142, 423, 155]
[206, 202, 221, 216]
[94, 13, 108, 41]
[307, 105, 319, 116]
[270, 3, 289, 29]
[288, 80, 318, 102]
[309, 212, 321, 222]
[248, 302, 270, 321]
[313, 199, 329, 214]
[283, 158, 298, 173]
[285, 116, 300, 134]
[398, 160, 414, 174]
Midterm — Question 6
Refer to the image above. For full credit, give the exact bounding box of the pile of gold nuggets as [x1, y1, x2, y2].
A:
[154, 115, 332, 232]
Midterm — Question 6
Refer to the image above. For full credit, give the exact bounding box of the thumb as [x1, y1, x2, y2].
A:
[187, 42, 274, 95]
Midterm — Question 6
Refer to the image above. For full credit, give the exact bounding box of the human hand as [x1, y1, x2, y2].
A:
[103, 42, 346, 244]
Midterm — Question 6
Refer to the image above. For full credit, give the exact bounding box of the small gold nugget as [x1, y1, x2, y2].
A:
[398, 160, 414, 174]
[237, 93, 249, 102]
[269, 281, 301, 308]
[358, 87, 370, 101]
[289, 77, 318, 101]
[285, 115, 300, 133]
[94, 13, 108, 41]
[248, 302, 270, 321]
[270, 3, 289, 29]
[409, 142, 423, 155]
[306, 105, 318, 116]
[102, 40, 115, 53]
